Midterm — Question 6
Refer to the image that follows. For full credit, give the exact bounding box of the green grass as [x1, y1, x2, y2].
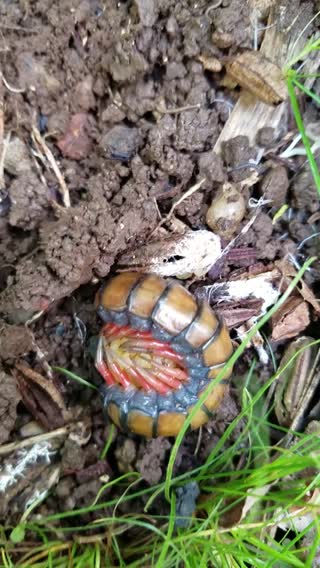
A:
[1, 31, 320, 568]
[1, 429, 319, 567]
[1, 259, 320, 567]
[284, 35, 320, 196]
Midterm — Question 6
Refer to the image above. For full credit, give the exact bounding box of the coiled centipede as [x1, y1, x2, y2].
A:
[95, 272, 233, 437]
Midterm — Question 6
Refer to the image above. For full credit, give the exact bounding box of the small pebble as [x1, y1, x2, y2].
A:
[175, 481, 200, 528]
[206, 182, 246, 239]
[19, 420, 45, 438]
[101, 125, 142, 162]
[0, 189, 11, 217]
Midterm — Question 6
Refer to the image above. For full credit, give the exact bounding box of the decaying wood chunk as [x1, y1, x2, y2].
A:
[118, 229, 222, 279]
[214, 1, 316, 151]
[275, 259, 320, 315]
[249, 0, 273, 19]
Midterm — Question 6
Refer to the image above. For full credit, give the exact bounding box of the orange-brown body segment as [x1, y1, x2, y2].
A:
[96, 272, 233, 437]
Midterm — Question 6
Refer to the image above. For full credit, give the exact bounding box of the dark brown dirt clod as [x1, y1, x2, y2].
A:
[198, 152, 226, 184]
[61, 438, 87, 473]
[9, 172, 49, 230]
[175, 108, 218, 152]
[260, 165, 289, 208]
[256, 126, 277, 148]
[15, 51, 61, 97]
[0, 324, 34, 363]
[0, 179, 158, 316]
[0, 370, 20, 444]
[136, 438, 171, 485]
[74, 76, 96, 111]
[0, 0, 319, 534]
[291, 156, 320, 213]
[210, 0, 251, 47]
[222, 135, 256, 182]
[101, 125, 143, 161]
[76, 460, 111, 484]
[239, 213, 282, 260]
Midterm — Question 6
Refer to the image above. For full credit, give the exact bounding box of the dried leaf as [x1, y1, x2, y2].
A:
[215, 299, 264, 329]
[226, 51, 287, 104]
[218, 499, 244, 528]
[271, 296, 310, 342]
[239, 484, 273, 523]
[118, 230, 222, 279]
[15, 363, 67, 430]
[275, 489, 320, 532]
[275, 259, 320, 314]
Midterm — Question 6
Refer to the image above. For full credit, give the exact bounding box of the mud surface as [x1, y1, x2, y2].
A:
[0, 0, 319, 558]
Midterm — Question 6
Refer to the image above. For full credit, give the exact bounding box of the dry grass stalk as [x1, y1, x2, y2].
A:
[150, 177, 206, 237]
[0, 426, 68, 456]
[32, 125, 71, 207]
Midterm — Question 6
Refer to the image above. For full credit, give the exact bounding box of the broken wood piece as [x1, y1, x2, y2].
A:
[214, 1, 317, 152]
[118, 229, 222, 279]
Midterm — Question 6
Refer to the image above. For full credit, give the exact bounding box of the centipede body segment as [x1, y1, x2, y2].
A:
[95, 272, 233, 437]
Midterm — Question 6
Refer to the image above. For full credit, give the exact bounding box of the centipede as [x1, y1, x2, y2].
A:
[95, 272, 233, 437]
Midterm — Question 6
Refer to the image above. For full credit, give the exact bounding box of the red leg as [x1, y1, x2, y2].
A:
[95, 361, 117, 386]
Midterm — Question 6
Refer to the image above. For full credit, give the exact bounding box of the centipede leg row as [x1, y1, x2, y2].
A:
[95, 272, 234, 437]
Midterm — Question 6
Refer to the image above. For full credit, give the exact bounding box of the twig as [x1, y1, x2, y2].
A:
[194, 426, 203, 457]
[75, 534, 106, 544]
[23, 324, 54, 379]
[149, 178, 206, 237]
[30, 149, 65, 212]
[0, 24, 38, 32]
[205, 0, 222, 17]
[0, 426, 69, 456]
[25, 309, 45, 326]
[0, 132, 12, 184]
[297, 231, 320, 250]
[0, 84, 11, 195]
[212, 98, 234, 117]
[32, 126, 71, 207]
[156, 102, 201, 114]
[1, 72, 25, 93]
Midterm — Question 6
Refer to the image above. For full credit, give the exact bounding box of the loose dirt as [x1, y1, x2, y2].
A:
[0, 0, 319, 552]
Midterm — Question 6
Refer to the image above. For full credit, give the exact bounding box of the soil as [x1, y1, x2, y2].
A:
[0, 0, 319, 561]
